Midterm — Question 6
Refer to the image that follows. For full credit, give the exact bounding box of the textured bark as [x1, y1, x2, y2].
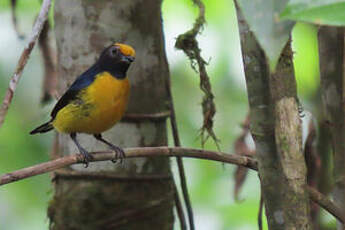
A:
[318, 27, 345, 230]
[236, 7, 311, 230]
[48, 1, 174, 229]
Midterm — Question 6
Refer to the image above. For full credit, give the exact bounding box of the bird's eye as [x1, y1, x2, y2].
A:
[110, 47, 118, 57]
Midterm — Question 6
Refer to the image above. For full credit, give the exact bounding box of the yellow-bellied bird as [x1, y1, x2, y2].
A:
[30, 43, 135, 167]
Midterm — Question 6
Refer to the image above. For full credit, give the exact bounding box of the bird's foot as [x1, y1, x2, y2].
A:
[93, 134, 125, 163]
[79, 149, 93, 168]
[109, 145, 125, 164]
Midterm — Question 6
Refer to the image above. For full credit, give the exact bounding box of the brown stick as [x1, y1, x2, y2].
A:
[173, 183, 188, 230]
[165, 48, 193, 230]
[0, 147, 257, 186]
[0, 146, 343, 225]
[0, 0, 52, 128]
[10, 0, 25, 39]
[307, 186, 345, 224]
[258, 191, 264, 230]
[38, 20, 58, 103]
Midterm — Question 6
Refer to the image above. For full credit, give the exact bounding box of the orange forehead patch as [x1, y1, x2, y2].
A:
[114, 43, 135, 57]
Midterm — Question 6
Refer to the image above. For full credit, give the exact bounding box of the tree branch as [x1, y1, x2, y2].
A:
[0, 0, 52, 128]
[0, 146, 343, 225]
[0, 147, 256, 186]
[306, 186, 345, 224]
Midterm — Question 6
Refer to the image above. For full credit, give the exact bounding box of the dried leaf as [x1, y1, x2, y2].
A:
[233, 115, 255, 201]
[305, 119, 321, 224]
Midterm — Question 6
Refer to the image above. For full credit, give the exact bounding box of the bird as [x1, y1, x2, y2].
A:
[30, 43, 135, 167]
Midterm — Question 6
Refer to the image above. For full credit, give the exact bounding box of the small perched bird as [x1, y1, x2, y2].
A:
[30, 43, 135, 167]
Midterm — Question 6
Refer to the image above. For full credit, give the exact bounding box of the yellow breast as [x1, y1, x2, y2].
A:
[53, 72, 130, 134]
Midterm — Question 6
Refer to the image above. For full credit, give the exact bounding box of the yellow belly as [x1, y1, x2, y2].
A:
[52, 72, 130, 134]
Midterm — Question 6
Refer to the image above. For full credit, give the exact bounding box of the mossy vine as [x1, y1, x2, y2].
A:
[175, 0, 219, 149]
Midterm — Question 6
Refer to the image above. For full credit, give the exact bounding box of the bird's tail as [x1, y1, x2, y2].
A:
[30, 121, 54, 134]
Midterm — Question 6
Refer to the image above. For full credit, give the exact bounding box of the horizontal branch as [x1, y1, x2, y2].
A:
[0, 147, 257, 186]
[0, 146, 343, 224]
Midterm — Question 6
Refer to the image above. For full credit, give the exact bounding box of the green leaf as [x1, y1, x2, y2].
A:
[237, 0, 294, 72]
[292, 22, 320, 97]
[281, 0, 345, 26]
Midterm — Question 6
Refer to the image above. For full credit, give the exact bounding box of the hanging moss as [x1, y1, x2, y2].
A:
[175, 0, 219, 149]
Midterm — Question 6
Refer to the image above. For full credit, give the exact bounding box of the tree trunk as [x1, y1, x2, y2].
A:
[48, 1, 174, 229]
[318, 26, 345, 230]
[236, 7, 312, 230]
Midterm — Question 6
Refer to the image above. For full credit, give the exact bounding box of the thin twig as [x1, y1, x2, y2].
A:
[171, 119, 193, 230]
[10, 0, 25, 39]
[166, 57, 193, 230]
[0, 146, 343, 226]
[0, 147, 256, 186]
[173, 183, 188, 230]
[258, 191, 264, 230]
[38, 20, 58, 103]
[306, 186, 345, 224]
[0, 0, 52, 128]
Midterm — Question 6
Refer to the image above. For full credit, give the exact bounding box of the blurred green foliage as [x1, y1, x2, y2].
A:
[0, 0, 334, 229]
[292, 22, 320, 99]
[281, 0, 345, 26]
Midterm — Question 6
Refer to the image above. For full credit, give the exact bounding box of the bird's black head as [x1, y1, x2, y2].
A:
[97, 43, 135, 79]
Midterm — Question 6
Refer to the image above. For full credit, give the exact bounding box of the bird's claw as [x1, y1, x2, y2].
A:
[110, 145, 125, 164]
[80, 151, 93, 168]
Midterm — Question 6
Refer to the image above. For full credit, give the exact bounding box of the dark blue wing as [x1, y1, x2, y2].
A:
[51, 64, 102, 119]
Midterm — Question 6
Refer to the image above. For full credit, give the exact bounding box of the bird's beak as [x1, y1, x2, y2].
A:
[122, 55, 135, 63]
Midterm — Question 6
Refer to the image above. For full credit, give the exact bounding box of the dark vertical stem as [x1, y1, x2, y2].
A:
[166, 66, 195, 230]
[10, 0, 25, 39]
[258, 192, 264, 230]
[173, 183, 188, 230]
[38, 20, 57, 103]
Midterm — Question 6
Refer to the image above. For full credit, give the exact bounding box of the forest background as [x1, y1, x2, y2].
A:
[0, 0, 322, 229]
